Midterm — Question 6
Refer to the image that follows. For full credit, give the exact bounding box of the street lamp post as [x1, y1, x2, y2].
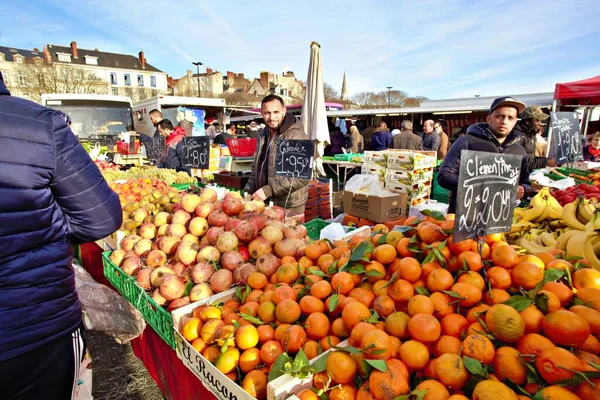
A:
[386, 86, 393, 107]
[192, 61, 203, 97]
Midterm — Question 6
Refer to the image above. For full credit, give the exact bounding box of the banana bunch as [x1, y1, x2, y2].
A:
[517, 187, 564, 224]
[555, 199, 600, 271]
[516, 228, 559, 254]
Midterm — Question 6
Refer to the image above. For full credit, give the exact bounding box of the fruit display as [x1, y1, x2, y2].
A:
[174, 212, 600, 400]
[94, 160, 121, 171]
[552, 183, 600, 206]
[107, 189, 310, 311]
[108, 178, 175, 205]
[102, 166, 196, 185]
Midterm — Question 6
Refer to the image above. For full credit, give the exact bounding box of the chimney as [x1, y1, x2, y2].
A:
[239, 73, 245, 79]
[187, 70, 192, 77]
[70, 41, 78, 58]
[206, 67, 212, 75]
[33, 48, 39, 52]
[43, 46, 52, 63]
[260, 71, 269, 90]
[139, 51, 146, 69]
[227, 71, 235, 82]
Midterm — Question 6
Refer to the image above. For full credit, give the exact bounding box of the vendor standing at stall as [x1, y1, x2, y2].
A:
[514, 106, 555, 170]
[157, 119, 191, 176]
[244, 94, 309, 213]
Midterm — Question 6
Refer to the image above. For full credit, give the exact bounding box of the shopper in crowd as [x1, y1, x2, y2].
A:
[205, 122, 217, 140]
[359, 120, 375, 151]
[370, 121, 393, 151]
[348, 125, 364, 153]
[392, 120, 422, 150]
[326, 125, 345, 156]
[435, 120, 449, 159]
[584, 131, 600, 162]
[0, 71, 122, 399]
[158, 119, 191, 175]
[179, 119, 194, 136]
[138, 108, 163, 149]
[513, 106, 555, 170]
[246, 121, 261, 138]
[438, 96, 531, 213]
[244, 94, 309, 212]
[421, 119, 441, 152]
[214, 123, 236, 145]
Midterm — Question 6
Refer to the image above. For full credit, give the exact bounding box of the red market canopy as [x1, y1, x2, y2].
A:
[554, 75, 600, 102]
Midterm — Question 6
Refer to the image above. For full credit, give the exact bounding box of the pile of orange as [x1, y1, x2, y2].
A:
[108, 177, 174, 204]
[180, 215, 600, 400]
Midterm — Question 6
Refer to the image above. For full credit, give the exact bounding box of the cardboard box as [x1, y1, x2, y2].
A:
[384, 168, 434, 186]
[386, 150, 436, 171]
[363, 151, 388, 168]
[385, 181, 432, 199]
[332, 191, 344, 208]
[361, 165, 386, 182]
[343, 191, 408, 223]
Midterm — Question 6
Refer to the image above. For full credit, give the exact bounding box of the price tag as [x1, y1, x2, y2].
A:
[274, 139, 315, 180]
[182, 137, 210, 169]
[147, 135, 166, 163]
[550, 112, 582, 165]
[454, 150, 522, 242]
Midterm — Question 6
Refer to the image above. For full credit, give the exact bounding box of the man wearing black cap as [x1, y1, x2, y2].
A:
[438, 96, 531, 213]
[514, 106, 555, 171]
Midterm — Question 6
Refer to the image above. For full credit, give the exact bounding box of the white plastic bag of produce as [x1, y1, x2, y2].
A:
[319, 222, 346, 241]
[344, 174, 396, 196]
[73, 263, 145, 344]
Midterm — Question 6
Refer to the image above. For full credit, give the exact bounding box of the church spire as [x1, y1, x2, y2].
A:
[341, 71, 349, 101]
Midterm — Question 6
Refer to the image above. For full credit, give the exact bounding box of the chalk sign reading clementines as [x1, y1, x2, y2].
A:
[274, 139, 315, 180]
[454, 150, 522, 242]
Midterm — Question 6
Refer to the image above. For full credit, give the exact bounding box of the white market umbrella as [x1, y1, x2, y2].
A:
[301, 42, 330, 176]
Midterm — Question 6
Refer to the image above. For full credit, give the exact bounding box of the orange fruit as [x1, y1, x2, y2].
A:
[487, 266, 512, 290]
[421, 261, 441, 280]
[472, 380, 517, 399]
[356, 383, 374, 400]
[578, 333, 600, 354]
[276, 263, 300, 284]
[329, 384, 356, 400]
[242, 370, 267, 399]
[516, 333, 556, 363]
[577, 378, 600, 400]
[448, 236, 475, 255]
[491, 245, 519, 268]
[419, 223, 447, 244]
[427, 268, 454, 293]
[239, 348, 262, 373]
[373, 294, 396, 318]
[361, 329, 393, 360]
[470, 241, 490, 260]
[200, 319, 225, 344]
[342, 301, 371, 329]
[520, 306, 544, 334]
[326, 351, 357, 384]
[433, 335, 462, 357]
[462, 334, 495, 365]
[537, 290, 561, 313]
[541, 310, 591, 347]
[351, 321, 377, 345]
[466, 304, 490, 323]
[388, 279, 415, 302]
[257, 324, 275, 344]
[247, 272, 268, 290]
[541, 281, 573, 307]
[191, 337, 207, 353]
[181, 317, 203, 342]
[573, 267, 600, 290]
[434, 353, 470, 390]
[440, 313, 469, 338]
[304, 243, 323, 260]
[331, 272, 355, 295]
[536, 346, 588, 384]
[239, 301, 260, 317]
[257, 301, 276, 322]
[305, 312, 330, 340]
[272, 285, 297, 304]
[457, 271, 486, 291]
[397, 257, 422, 282]
[320, 335, 341, 351]
[430, 292, 456, 318]
[539, 386, 583, 400]
[408, 294, 434, 316]
[483, 288, 511, 306]
[397, 237, 416, 258]
[275, 299, 301, 324]
[325, 293, 346, 315]
[236, 325, 259, 350]
[485, 304, 526, 343]
[384, 311, 411, 339]
[310, 280, 332, 299]
[512, 262, 544, 290]
[415, 380, 450, 400]
[576, 287, 600, 311]
[493, 346, 527, 385]
[302, 340, 320, 360]
[296, 389, 319, 400]
[331, 317, 351, 338]
[570, 305, 600, 335]
[369, 358, 410, 399]
[281, 324, 307, 353]
[458, 251, 483, 272]
[372, 244, 397, 265]
[408, 313, 441, 343]
[349, 287, 376, 308]
[451, 282, 483, 307]
[299, 295, 325, 315]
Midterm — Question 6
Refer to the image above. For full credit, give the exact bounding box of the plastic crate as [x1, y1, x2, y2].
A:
[431, 171, 450, 204]
[116, 140, 140, 155]
[225, 138, 257, 157]
[102, 251, 175, 349]
[170, 183, 192, 191]
[303, 218, 330, 241]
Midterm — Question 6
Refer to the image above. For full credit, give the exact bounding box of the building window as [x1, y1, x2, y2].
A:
[35, 58, 43, 65]
[110, 72, 117, 85]
[1, 71, 9, 85]
[85, 56, 98, 65]
[0, 54, 5, 62]
[137, 75, 144, 86]
[17, 72, 26, 86]
[124, 73, 131, 86]
[15, 57, 23, 64]
[57, 54, 71, 62]
[150, 76, 156, 87]
[112, 87, 119, 96]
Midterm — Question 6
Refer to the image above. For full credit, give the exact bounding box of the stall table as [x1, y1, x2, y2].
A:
[78, 242, 216, 400]
[322, 160, 362, 191]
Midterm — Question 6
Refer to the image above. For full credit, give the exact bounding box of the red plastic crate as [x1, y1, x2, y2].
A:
[225, 138, 257, 157]
[116, 140, 140, 155]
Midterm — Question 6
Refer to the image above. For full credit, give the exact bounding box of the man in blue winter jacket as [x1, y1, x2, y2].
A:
[370, 121, 393, 151]
[0, 72, 123, 399]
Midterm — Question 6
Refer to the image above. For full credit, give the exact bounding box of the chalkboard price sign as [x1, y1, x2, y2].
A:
[147, 135, 166, 163]
[454, 150, 522, 242]
[550, 112, 582, 165]
[182, 137, 210, 169]
[274, 139, 315, 180]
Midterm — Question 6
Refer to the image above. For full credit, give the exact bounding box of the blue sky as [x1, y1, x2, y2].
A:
[1, 0, 599, 99]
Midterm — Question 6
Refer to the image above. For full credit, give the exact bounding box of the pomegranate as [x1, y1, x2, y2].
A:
[153, 212, 171, 227]
[166, 223, 187, 238]
[152, 289, 168, 306]
[189, 284, 213, 302]
[199, 188, 218, 203]
[172, 210, 192, 226]
[238, 245, 251, 262]
[248, 236, 273, 260]
[171, 262, 190, 278]
[109, 249, 126, 267]
[271, 206, 286, 221]
[222, 197, 244, 217]
[181, 193, 202, 213]
[121, 234, 142, 252]
[260, 225, 284, 245]
[251, 200, 266, 213]
[234, 263, 257, 286]
[121, 256, 142, 276]
[146, 249, 168, 268]
[249, 214, 268, 232]
[241, 202, 258, 213]
[159, 274, 185, 301]
[133, 239, 153, 257]
[225, 191, 243, 200]
[197, 246, 221, 264]
[150, 266, 175, 288]
[284, 226, 306, 240]
[208, 210, 229, 227]
[139, 223, 157, 240]
[255, 253, 281, 278]
[274, 238, 299, 259]
[194, 202, 214, 218]
[158, 236, 181, 255]
[156, 224, 168, 237]
[238, 209, 257, 221]
[191, 262, 215, 284]
[123, 250, 137, 260]
[210, 269, 233, 293]
[266, 220, 286, 231]
[225, 218, 244, 232]
[216, 232, 239, 253]
[136, 268, 152, 290]
[168, 297, 191, 311]
[188, 217, 209, 237]
[206, 227, 224, 245]
[262, 208, 279, 221]
[220, 251, 244, 272]
[181, 234, 200, 244]
[233, 221, 258, 242]
[175, 242, 199, 265]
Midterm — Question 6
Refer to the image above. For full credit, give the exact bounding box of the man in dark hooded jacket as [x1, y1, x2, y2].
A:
[0, 72, 123, 398]
[438, 97, 531, 213]
[513, 106, 554, 170]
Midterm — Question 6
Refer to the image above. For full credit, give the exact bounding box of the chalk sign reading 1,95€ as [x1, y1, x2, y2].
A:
[182, 137, 210, 169]
[454, 150, 522, 242]
[550, 112, 582, 165]
[274, 139, 315, 180]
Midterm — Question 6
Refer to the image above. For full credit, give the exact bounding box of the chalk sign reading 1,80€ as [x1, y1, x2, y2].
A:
[274, 139, 315, 180]
[182, 137, 210, 169]
[454, 150, 522, 242]
[550, 112, 582, 165]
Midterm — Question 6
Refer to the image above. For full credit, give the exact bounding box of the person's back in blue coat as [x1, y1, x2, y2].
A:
[370, 122, 393, 151]
[0, 75, 122, 398]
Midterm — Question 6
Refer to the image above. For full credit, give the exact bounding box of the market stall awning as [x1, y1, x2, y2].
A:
[554, 75, 600, 100]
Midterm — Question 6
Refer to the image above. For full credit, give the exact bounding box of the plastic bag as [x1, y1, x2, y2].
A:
[344, 174, 396, 196]
[529, 169, 575, 189]
[74, 263, 145, 344]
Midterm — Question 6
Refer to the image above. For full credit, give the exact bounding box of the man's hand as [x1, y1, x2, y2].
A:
[516, 185, 525, 200]
[252, 188, 267, 201]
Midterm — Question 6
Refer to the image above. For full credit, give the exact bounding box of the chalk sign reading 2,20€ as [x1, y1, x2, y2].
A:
[454, 150, 522, 242]
[274, 139, 315, 180]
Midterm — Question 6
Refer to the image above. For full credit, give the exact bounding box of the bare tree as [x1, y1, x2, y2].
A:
[17, 64, 109, 102]
[323, 82, 340, 102]
[352, 90, 412, 108]
[403, 96, 428, 107]
[220, 91, 265, 107]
